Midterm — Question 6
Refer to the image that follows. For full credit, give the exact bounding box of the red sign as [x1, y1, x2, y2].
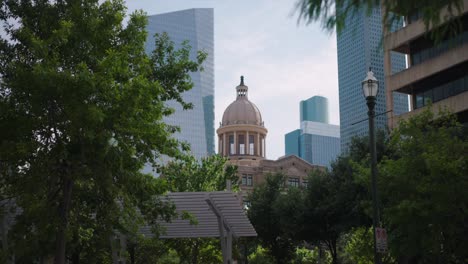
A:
[375, 227, 387, 253]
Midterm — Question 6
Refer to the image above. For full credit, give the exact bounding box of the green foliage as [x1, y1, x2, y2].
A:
[130, 237, 171, 264]
[248, 245, 276, 264]
[248, 162, 370, 264]
[293, 247, 328, 264]
[158, 249, 180, 264]
[295, 0, 464, 38]
[247, 108, 467, 263]
[379, 108, 468, 262]
[248, 245, 332, 264]
[293, 247, 316, 264]
[340, 227, 373, 264]
[159, 154, 237, 264]
[348, 130, 390, 163]
[248, 173, 299, 264]
[0, 0, 205, 262]
[303, 157, 370, 264]
[161, 154, 238, 192]
[163, 238, 222, 264]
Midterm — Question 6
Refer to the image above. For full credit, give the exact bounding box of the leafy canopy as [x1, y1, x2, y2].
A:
[379, 108, 468, 262]
[0, 0, 206, 262]
[295, 0, 464, 36]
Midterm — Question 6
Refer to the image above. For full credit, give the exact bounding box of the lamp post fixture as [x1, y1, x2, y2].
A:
[362, 68, 381, 264]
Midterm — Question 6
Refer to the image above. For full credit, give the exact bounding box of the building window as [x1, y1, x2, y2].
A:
[410, 30, 468, 66]
[249, 135, 255, 155]
[229, 135, 235, 155]
[239, 135, 245, 155]
[413, 74, 468, 110]
[242, 174, 253, 186]
[288, 177, 299, 188]
[302, 180, 308, 188]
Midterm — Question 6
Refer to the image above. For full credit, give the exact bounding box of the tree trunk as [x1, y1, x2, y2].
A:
[244, 241, 248, 264]
[71, 249, 80, 264]
[54, 176, 74, 264]
[326, 239, 338, 264]
[71, 231, 81, 264]
[129, 242, 135, 264]
[332, 239, 338, 264]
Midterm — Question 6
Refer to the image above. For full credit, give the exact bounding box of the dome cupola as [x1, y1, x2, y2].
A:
[221, 76, 263, 126]
[217, 76, 268, 159]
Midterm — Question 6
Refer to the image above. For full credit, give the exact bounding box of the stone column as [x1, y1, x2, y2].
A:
[233, 131, 237, 155]
[246, 131, 250, 155]
[223, 133, 226, 156]
[257, 133, 260, 157]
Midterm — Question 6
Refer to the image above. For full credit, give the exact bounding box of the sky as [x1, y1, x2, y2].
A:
[126, 0, 339, 160]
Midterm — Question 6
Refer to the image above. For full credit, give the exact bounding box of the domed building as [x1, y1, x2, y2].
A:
[217, 76, 324, 196]
[217, 76, 267, 159]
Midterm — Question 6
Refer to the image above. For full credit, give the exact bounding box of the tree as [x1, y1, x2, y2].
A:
[379, 109, 468, 263]
[158, 154, 238, 264]
[161, 154, 238, 193]
[302, 156, 370, 264]
[295, 0, 464, 35]
[0, 0, 206, 262]
[293, 247, 332, 264]
[248, 173, 301, 264]
[340, 227, 374, 264]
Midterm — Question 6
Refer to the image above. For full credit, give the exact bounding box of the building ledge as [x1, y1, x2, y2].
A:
[388, 42, 468, 93]
[384, 0, 468, 53]
[391, 91, 468, 127]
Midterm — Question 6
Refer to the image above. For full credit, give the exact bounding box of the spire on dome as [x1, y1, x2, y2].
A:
[236, 75, 248, 99]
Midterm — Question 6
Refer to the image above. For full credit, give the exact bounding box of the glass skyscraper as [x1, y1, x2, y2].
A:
[337, 6, 408, 152]
[300, 95, 329, 124]
[285, 96, 340, 168]
[145, 9, 215, 161]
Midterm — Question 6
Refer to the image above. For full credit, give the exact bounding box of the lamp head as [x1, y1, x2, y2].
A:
[362, 68, 379, 98]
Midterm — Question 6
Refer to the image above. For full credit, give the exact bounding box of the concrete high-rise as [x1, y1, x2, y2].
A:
[383, 1, 468, 129]
[337, 6, 409, 152]
[285, 96, 340, 168]
[145, 9, 215, 160]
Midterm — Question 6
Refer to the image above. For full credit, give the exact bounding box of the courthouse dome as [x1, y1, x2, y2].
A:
[221, 76, 263, 126]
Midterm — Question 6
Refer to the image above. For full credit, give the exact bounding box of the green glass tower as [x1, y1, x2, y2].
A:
[300, 96, 329, 123]
[285, 96, 340, 167]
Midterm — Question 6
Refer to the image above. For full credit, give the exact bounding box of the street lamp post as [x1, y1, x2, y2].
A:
[362, 68, 381, 264]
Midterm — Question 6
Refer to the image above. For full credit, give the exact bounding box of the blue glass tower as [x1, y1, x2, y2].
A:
[337, 6, 408, 152]
[285, 129, 301, 156]
[145, 9, 215, 160]
[285, 96, 340, 168]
